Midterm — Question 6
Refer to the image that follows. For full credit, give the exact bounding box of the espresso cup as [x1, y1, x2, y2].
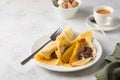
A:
[94, 6, 114, 26]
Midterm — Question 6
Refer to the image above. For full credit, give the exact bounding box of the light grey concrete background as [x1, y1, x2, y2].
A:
[0, 0, 120, 80]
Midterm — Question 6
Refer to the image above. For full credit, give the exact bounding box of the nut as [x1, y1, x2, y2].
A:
[72, 1, 79, 7]
[60, 0, 79, 9]
[61, 2, 68, 9]
[68, 2, 73, 8]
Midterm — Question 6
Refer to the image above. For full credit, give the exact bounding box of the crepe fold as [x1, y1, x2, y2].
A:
[36, 41, 57, 60]
[54, 27, 74, 65]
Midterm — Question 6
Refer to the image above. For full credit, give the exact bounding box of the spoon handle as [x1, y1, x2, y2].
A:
[94, 24, 107, 36]
[51, 0, 59, 7]
[21, 40, 52, 65]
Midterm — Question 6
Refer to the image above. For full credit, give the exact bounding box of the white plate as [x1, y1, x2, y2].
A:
[32, 34, 102, 72]
[86, 15, 120, 31]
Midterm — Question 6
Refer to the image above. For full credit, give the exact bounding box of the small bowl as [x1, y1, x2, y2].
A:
[53, 0, 81, 19]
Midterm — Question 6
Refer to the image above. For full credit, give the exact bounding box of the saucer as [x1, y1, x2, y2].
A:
[86, 15, 120, 31]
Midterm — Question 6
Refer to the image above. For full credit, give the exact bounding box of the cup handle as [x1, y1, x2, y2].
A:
[106, 17, 112, 25]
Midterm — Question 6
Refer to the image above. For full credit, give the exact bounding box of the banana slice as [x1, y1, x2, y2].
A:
[69, 38, 87, 64]
[62, 43, 75, 63]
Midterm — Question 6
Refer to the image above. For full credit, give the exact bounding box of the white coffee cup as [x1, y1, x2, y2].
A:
[94, 6, 114, 26]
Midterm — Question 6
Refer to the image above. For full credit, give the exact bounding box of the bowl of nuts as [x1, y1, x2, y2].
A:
[54, 0, 81, 19]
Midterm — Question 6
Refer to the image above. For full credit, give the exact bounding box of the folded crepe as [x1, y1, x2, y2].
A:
[55, 27, 75, 64]
[35, 27, 75, 65]
[69, 30, 96, 66]
[70, 38, 96, 66]
[69, 39, 86, 64]
[35, 41, 57, 60]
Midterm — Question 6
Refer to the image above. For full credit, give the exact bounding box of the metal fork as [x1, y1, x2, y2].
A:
[21, 28, 63, 65]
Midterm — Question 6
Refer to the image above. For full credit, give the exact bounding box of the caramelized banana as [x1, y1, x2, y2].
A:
[62, 43, 75, 63]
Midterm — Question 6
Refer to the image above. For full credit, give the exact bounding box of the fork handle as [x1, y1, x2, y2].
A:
[21, 39, 52, 65]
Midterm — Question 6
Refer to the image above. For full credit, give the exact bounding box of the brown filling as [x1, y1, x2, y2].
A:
[78, 47, 93, 60]
[51, 52, 57, 59]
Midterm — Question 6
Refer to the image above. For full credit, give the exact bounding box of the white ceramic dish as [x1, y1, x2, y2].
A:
[32, 34, 102, 72]
[86, 15, 120, 31]
[54, 0, 81, 19]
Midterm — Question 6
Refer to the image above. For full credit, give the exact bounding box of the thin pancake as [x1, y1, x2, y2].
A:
[70, 38, 96, 66]
[55, 27, 74, 64]
[37, 41, 57, 60]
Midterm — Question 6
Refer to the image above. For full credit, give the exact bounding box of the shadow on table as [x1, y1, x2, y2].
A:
[106, 26, 120, 34]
